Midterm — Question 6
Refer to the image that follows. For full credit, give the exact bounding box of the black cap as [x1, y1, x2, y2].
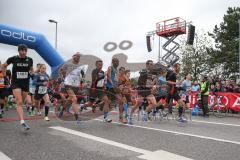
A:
[18, 44, 28, 51]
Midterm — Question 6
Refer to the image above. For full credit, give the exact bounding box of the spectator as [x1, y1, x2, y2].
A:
[192, 81, 200, 92]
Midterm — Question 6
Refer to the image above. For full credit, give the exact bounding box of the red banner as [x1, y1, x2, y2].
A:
[189, 92, 240, 111]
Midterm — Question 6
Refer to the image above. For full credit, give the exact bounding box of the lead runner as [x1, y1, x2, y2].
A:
[2, 44, 34, 130]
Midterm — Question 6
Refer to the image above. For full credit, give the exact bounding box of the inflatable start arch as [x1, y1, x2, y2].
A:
[0, 24, 64, 76]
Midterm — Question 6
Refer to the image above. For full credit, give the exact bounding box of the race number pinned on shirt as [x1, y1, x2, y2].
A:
[64, 65, 88, 87]
[181, 94, 187, 101]
[0, 78, 4, 85]
[38, 86, 47, 94]
[29, 87, 36, 94]
[64, 75, 80, 87]
[97, 79, 104, 87]
[17, 72, 28, 79]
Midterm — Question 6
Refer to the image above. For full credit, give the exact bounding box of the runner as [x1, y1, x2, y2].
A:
[82, 60, 112, 122]
[129, 60, 154, 125]
[0, 63, 8, 118]
[145, 67, 169, 118]
[26, 63, 41, 117]
[2, 44, 33, 130]
[106, 58, 121, 123]
[118, 68, 132, 123]
[166, 63, 186, 122]
[33, 64, 51, 121]
[181, 74, 192, 111]
[58, 52, 85, 125]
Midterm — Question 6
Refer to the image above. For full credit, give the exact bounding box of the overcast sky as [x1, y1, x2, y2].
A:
[0, 0, 239, 73]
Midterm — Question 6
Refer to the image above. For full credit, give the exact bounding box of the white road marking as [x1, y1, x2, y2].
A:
[190, 119, 240, 127]
[94, 119, 240, 145]
[0, 152, 12, 160]
[50, 126, 192, 160]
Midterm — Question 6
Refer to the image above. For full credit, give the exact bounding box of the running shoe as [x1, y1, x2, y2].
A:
[103, 118, 112, 123]
[38, 112, 42, 116]
[177, 117, 187, 123]
[76, 119, 81, 126]
[21, 123, 30, 130]
[28, 111, 32, 117]
[143, 114, 148, 122]
[44, 116, 50, 121]
[92, 104, 96, 113]
[128, 117, 133, 125]
[58, 110, 64, 118]
[119, 117, 124, 123]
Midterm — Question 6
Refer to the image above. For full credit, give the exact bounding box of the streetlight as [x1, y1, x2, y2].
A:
[48, 19, 58, 50]
[238, 19, 240, 79]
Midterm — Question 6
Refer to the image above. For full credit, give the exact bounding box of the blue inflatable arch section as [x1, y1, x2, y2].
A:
[0, 24, 64, 77]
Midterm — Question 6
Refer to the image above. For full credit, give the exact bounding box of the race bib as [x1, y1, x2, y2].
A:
[29, 87, 36, 94]
[0, 78, 4, 85]
[65, 75, 80, 87]
[97, 79, 104, 87]
[181, 94, 187, 101]
[38, 86, 47, 94]
[17, 72, 28, 79]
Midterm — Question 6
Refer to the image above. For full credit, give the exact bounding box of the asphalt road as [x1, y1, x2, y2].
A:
[1, 108, 240, 160]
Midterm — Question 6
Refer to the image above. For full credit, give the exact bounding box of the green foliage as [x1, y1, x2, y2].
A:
[180, 31, 213, 80]
[208, 7, 240, 77]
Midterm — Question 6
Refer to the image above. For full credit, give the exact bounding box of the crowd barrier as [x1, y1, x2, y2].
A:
[189, 92, 240, 111]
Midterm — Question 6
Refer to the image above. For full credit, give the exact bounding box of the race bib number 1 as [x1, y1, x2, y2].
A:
[38, 86, 47, 94]
[17, 72, 28, 79]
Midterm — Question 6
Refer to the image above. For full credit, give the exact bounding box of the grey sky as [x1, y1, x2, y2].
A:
[0, 0, 239, 72]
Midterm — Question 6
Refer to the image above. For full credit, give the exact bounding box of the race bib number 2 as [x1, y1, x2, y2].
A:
[17, 72, 28, 79]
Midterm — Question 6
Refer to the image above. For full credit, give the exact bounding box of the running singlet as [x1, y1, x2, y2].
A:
[157, 76, 169, 97]
[64, 65, 86, 87]
[181, 80, 191, 96]
[166, 70, 177, 94]
[106, 66, 118, 89]
[91, 68, 105, 89]
[6, 56, 33, 84]
[33, 73, 50, 95]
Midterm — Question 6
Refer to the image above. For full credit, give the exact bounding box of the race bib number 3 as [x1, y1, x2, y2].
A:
[38, 86, 47, 94]
[17, 72, 28, 79]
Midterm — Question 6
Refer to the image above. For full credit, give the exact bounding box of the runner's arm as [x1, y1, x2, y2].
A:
[107, 66, 112, 84]
[2, 57, 14, 76]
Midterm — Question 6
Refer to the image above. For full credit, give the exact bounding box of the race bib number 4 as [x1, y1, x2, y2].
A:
[38, 86, 47, 94]
[17, 72, 28, 79]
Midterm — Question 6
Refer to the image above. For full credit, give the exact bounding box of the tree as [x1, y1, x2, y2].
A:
[180, 30, 214, 80]
[208, 7, 240, 78]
